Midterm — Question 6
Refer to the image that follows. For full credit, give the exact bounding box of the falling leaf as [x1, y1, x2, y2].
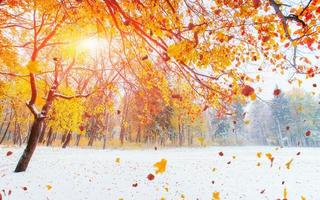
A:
[283, 188, 288, 200]
[273, 89, 281, 96]
[227, 161, 231, 164]
[266, 153, 274, 167]
[260, 189, 265, 194]
[153, 159, 167, 174]
[305, 130, 311, 137]
[256, 152, 262, 158]
[8, 190, 11, 195]
[296, 152, 301, 156]
[256, 162, 261, 167]
[22, 187, 28, 191]
[285, 159, 293, 170]
[115, 157, 120, 164]
[232, 155, 236, 159]
[147, 173, 155, 181]
[301, 195, 306, 200]
[218, 152, 224, 156]
[6, 151, 13, 156]
[265, 153, 272, 160]
[241, 85, 254, 97]
[212, 191, 220, 200]
[212, 167, 217, 172]
[244, 120, 250, 125]
[132, 183, 138, 187]
[46, 184, 52, 190]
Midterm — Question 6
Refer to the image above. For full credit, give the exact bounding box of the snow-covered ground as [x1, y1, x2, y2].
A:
[1, 146, 320, 200]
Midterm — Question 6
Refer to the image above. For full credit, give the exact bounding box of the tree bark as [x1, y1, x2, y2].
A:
[103, 135, 107, 149]
[62, 131, 72, 148]
[14, 117, 44, 172]
[75, 134, 81, 146]
[0, 118, 12, 144]
[38, 122, 47, 143]
[46, 127, 53, 146]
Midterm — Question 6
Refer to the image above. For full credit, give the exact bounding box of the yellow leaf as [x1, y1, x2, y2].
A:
[256, 162, 261, 167]
[26, 60, 41, 73]
[256, 152, 262, 158]
[212, 192, 220, 200]
[46, 184, 52, 190]
[265, 153, 272, 160]
[244, 120, 251, 125]
[250, 93, 256, 100]
[154, 158, 167, 174]
[115, 157, 120, 164]
[283, 188, 288, 199]
[301, 195, 306, 200]
[285, 159, 293, 170]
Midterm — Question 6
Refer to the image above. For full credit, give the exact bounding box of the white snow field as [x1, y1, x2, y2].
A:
[0, 146, 320, 200]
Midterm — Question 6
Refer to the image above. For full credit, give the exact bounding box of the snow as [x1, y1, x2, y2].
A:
[1, 146, 320, 200]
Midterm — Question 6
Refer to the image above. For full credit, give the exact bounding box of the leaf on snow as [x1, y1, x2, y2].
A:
[153, 159, 167, 174]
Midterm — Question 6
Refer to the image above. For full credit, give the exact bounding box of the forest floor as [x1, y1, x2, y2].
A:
[0, 146, 320, 200]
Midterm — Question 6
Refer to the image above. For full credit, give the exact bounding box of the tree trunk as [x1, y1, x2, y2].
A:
[14, 117, 44, 172]
[46, 127, 53, 146]
[75, 134, 81, 146]
[103, 135, 107, 149]
[62, 131, 72, 148]
[88, 131, 95, 146]
[136, 125, 141, 143]
[0, 118, 12, 144]
[38, 122, 47, 143]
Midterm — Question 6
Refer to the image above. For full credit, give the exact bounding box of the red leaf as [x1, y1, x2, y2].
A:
[296, 152, 301, 156]
[260, 189, 265, 194]
[284, 43, 290, 48]
[22, 187, 27, 191]
[218, 151, 224, 156]
[147, 173, 155, 181]
[0, 193, 2, 200]
[227, 161, 231, 164]
[253, 0, 261, 9]
[305, 130, 311, 137]
[8, 190, 11, 196]
[132, 183, 138, 187]
[313, 83, 317, 87]
[273, 89, 281, 96]
[317, 7, 320, 13]
[6, 151, 13, 156]
[241, 85, 254, 97]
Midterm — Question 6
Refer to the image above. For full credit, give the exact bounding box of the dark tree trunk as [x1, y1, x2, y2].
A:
[103, 135, 107, 149]
[62, 131, 72, 148]
[119, 126, 125, 145]
[88, 131, 96, 146]
[38, 122, 47, 143]
[136, 125, 141, 143]
[75, 134, 81, 146]
[0, 119, 12, 144]
[14, 118, 44, 172]
[46, 127, 53, 146]
[61, 133, 66, 144]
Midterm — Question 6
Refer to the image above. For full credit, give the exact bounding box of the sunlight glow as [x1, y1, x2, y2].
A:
[79, 38, 105, 51]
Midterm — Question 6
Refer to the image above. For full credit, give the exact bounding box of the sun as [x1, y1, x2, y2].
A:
[79, 38, 104, 51]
